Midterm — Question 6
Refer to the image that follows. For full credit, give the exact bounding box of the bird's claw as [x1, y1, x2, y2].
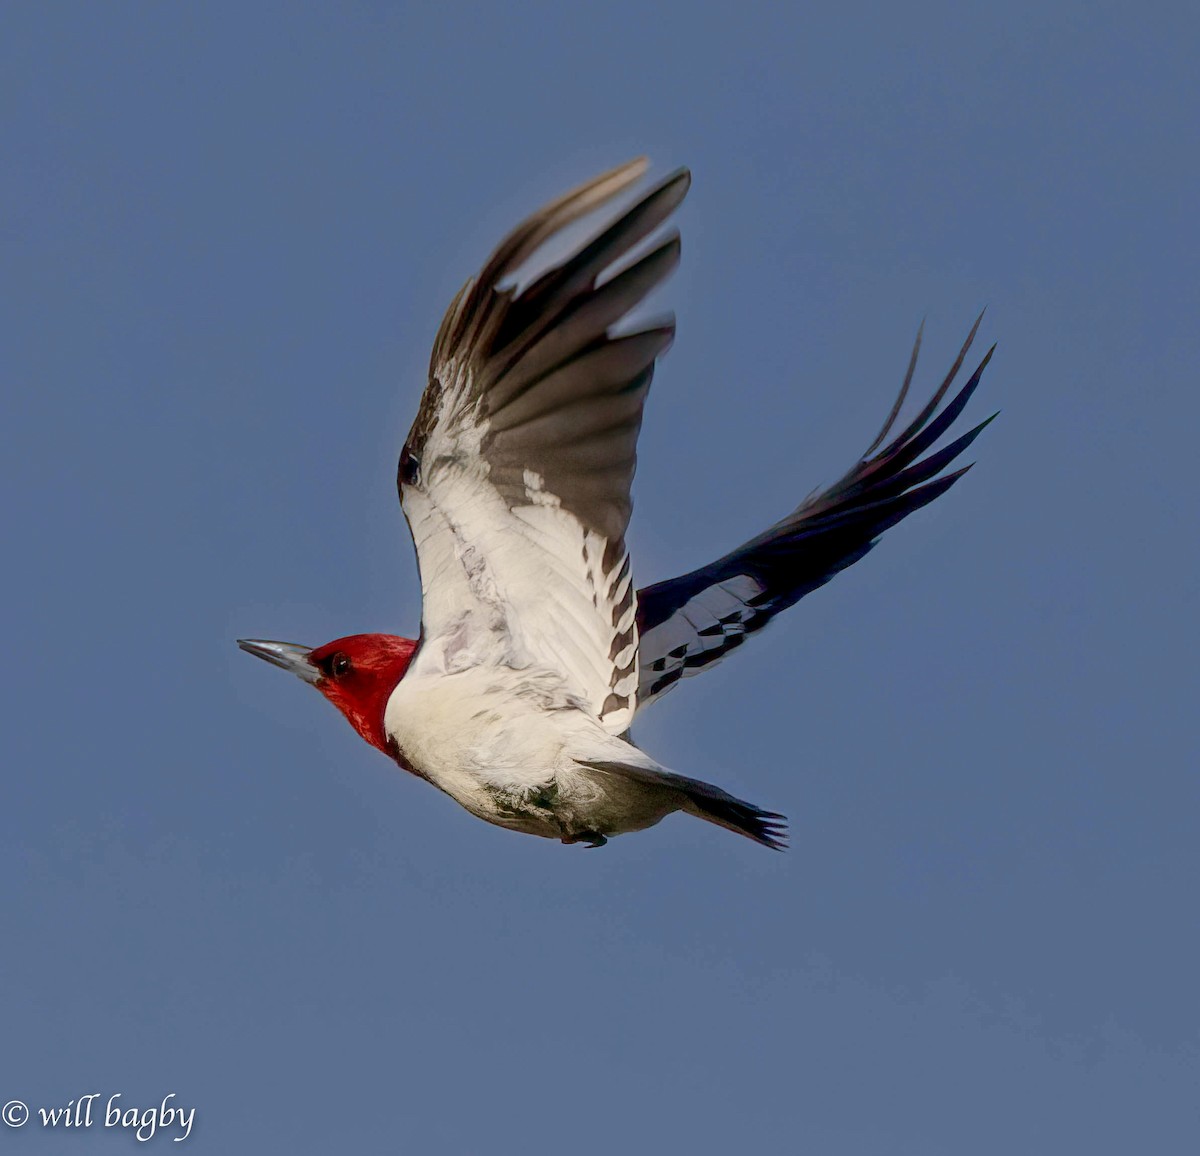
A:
[563, 831, 608, 848]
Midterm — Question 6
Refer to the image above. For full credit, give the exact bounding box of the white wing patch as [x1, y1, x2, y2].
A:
[637, 574, 765, 704]
[398, 163, 689, 737]
[404, 366, 639, 733]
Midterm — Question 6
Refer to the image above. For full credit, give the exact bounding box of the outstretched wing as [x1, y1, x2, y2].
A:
[400, 159, 690, 734]
[635, 317, 996, 708]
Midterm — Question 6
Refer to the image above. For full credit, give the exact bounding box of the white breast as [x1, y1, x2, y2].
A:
[384, 663, 680, 840]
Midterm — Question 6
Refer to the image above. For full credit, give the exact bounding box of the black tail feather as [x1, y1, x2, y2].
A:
[582, 759, 789, 851]
[680, 792, 789, 851]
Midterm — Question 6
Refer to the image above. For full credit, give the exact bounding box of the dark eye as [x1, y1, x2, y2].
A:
[330, 652, 351, 677]
[399, 446, 421, 487]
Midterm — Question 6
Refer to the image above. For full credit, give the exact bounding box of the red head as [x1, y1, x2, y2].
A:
[238, 633, 418, 755]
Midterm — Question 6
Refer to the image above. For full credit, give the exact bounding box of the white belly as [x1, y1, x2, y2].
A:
[384, 664, 679, 840]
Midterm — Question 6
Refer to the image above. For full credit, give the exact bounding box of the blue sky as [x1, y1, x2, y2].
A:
[3, 3, 1197, 1153]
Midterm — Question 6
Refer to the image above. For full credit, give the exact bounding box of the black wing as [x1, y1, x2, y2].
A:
[635, 317, 996, 708]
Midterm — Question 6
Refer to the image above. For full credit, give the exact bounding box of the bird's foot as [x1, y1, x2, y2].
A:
[562, 831, 608, 849]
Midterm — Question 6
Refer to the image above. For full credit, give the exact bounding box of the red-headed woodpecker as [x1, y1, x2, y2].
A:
[239, 158, 995, 850]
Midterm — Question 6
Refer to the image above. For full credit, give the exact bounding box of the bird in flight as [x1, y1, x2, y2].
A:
[239, 158, 994, 851]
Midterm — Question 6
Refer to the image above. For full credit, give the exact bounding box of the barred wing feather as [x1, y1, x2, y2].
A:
[399, 160, 690, 734]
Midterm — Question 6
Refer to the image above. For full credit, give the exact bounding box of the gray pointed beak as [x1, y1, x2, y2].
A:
[237, 639, 321, 685]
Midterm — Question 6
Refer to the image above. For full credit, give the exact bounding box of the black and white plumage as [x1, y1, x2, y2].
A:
[636, 317, 995, 707]
[240, 158, 994, 852]
[397, 159, 686, 734]
[385, 158, 759, 847]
